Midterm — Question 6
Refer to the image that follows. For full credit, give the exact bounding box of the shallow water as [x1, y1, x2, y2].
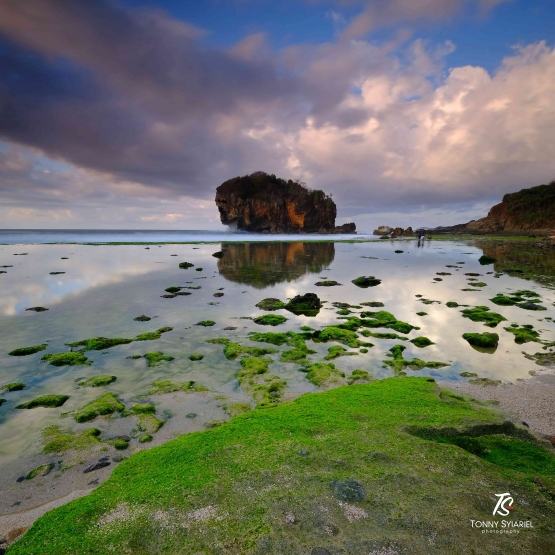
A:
[1, 237, 554, 471]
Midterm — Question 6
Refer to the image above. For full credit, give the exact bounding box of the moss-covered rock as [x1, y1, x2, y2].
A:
[76, 375, 117, 388]
[74, 393, 124, 423]
[460, 371, 478, 377]
[222, 341, 278, 360]
[0, 398, 6, 407]
[66, 337, 133, 351]
[410, 336, 434, 348]
[196, 320, 216, 327]
[41, 351, 92, 366]
[504, 324, 541, 344]
[300, 362, 346, 387]
[137, 413, 165, 434]
[253, 314, 287, 326]
[462, 332, 499, 348]
[446, 302, 459, 308]
[315, 280, 342, 286]
[189, 353, 204, 361]
[8, 344, 47, 356]
[316, 326, 369, 349]
[361, 331, 408, 341]
[164, 286, 181, 293]
[133, 315, 151, 322]
[416, 311, 428, 316]
[16, 395, 69, 409]
[255, 298, 286, 311]
[139, 433, 153, 443]
[1, 382, 26, 392]
[285, 293, 322, 316]
[468, 377, 502, 386]
[42, 426, 102, 453]
[384, 345, 448, 375]
[178, 262, 194, 269]
[352, 276, 381, 288]
[135, 327, 173, 341]
[360, 301, 384, 307]
[237, 357, 286, 408]
[212, 251, 224, 258]
[460, 306, 507, 328]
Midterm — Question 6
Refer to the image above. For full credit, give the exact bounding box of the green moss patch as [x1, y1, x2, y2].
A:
[468, 378, 502, 386]
[478, 255, 497, 265]
[446, 302, 459, 308]
[42, 426, 103, 454]
[253, 314, 287, 326]
[285, 293, 322, 317]
[237, 357, 286, 408]
[255, 298, 286, 311]
[315, 280, 342, 286]
[460, 306, 507, 328]
[361, 331, 408, 341]
[416, 311, 428, 316]
[16, 395, 69, 409]
[324, 345, 359, 360]
[462, 333, 499, 349]
[384, 345, 448, 376]
[143, 352, 175, 367]
[8, 344, 47, 356]
[189, 353, 204, 361]
[359, 310, 419, 334]
[76, 375, 117, 388]
[9, 377, 555, 555]
[178, 262, 194, 269]
[25, 463, 55, 480]
[196, 320, 216, 327]
[225, 403, 252, 417]
[148, 380, 208, 395]
[1, 382, 26, 392]
[66, 337, 132, 351]
[74, 393, 125, 423]
[360, 301, 384, 307]
[348, 369, 373, 385]
[523, 351, 555, 367]
[460, 371, 478, 378]
[133, 315, 151, 322]
[135, 327, 173, 341]
[41, 351, 92, 366]
[300, 362, 346, 387]
[138, 413, 165, 434]
[504, 324, 541, 344]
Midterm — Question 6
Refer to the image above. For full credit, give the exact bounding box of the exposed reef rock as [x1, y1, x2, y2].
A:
[373, 225, 413, 236]
[215, 171, 354, 233]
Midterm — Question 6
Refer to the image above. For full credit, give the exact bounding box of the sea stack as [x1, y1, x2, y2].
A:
[215, 171, 355, 234]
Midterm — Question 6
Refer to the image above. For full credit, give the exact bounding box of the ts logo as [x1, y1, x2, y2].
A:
[493, 493, 515, 516]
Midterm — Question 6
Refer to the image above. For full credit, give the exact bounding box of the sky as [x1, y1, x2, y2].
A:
[0, 0, 554, 231]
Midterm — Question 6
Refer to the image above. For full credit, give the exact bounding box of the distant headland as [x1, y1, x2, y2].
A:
[215, 171, 356, 234]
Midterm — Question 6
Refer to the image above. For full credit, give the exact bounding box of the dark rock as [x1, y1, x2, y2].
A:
[522, 421, 529, 428]
[333, 222, 356, 234]
[133, 315, 151, 322]
[106, 435, 130, 443]
[330, 479, 365, 502]
[16, 476, 25, 483]
[223, 326, 237, 330]
[373, 225, 392, 235]
[215, 171, 342, 233]
[83, 461, 111, 473]
[352, 276, 382, 288]
[25, 307, 49, 312]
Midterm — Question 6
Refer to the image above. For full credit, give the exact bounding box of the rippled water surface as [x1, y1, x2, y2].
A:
[1, 237, 554, 469]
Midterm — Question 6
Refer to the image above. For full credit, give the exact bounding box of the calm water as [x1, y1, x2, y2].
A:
[1, 236, 554, 470]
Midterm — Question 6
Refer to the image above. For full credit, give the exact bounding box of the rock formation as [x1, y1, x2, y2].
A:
[215, 172, 355, 233]
[373, 226, 414, 236]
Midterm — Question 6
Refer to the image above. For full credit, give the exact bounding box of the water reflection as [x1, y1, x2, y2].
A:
[217, 242, 335, 288]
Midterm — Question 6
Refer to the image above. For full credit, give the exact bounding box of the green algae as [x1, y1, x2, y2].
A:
[225, 402, 252, 417]
[360, 301, 384, 307]
[462, 332, 499, 348]
[178, 262, 194, 269]
[410, 336, 434, 348]
[25, 463, 55, 480]
[348, 369, 373, 385]
[76, 375, 117, 388]
[416, 311, 428, 316]
[41, 352, 92, 366]
[253, 314, 287, 326]
[315, 326, 364, 348]
[135, 327, 173, 341]
[478, 255, 497, 265]
[129, 403, 156, 415]
[196, 320, 216, 327]
[148, 380, 208, 395]
[138, 433, 153, 443]
[504, 324, 541, 344]
[284, 293, 322, 316]
[300, 362, 346, 387]
[137, 413, 165, 434]
[468, 378, 502, 386]
[384, 344, 448, 375]
[361, 331, 408, 341]
[42, 426, 102, 454]
[1, 382, 26, 392]
[0, 399, 6, 407]
[189, 353, 204, 361]
[134, 315, 151, 322]
[446, 302, 459, 308]
[255, 298, 286, 311]
[237, 357, 286, 408]
[315, 280, 342, 286]
[460, 371, 478, 378]
[8, 344, 47, 356]
[16, 395, 69, 409]
[164, 286, 181, 293]
[473, 282, 487, 287]
[67, 337, 133, 351]
[74, 393, 125, 423]
[460, 306, 507, 328]
[143, 352, 175, 367]
[324, 345, 359, 360]
[359, 310, 419, 334]
[222, 342, 278, 361]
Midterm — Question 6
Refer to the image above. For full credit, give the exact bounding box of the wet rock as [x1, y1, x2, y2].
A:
[133, 315, 151, 322]
[25, 307, 49, 312]
[285, 293, 322, 316]
[333, 222, 356, 234]
[223, 326, 237, 330]
[352, 276, 381, 288]
[83, 460, 111, 473]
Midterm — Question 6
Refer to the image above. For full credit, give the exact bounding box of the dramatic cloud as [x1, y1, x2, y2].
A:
[0, 0, 553, 230]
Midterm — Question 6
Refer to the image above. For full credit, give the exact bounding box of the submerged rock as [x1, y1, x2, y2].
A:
[285, 293, 322, 316]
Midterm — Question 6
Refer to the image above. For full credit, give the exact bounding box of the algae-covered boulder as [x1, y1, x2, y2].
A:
[74, 393, 125, 423]
[256, 298, 286, 311]
[285, 293, 322, 317]
[253, 314, 287, 326]
[16, 395, 69, 409]
[352, 276, 381, 288]
[462, 332, 499, 349]
[9, 344, 47, 356]
[478, 255, 497, 265]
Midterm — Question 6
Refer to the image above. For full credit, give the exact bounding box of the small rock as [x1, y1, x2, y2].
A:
[298, 449, 309, 456]
[223, 326, 237, 330]
[284, 512, 295, 524]
[84, 461, 111, 474]
[522, 421, 529, 428]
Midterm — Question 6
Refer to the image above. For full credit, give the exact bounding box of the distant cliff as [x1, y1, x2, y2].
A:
[215, 172, 355, 234]
[465, 181, 555, 233]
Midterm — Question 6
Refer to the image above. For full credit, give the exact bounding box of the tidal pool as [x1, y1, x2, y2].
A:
[1, 237, 554, 475]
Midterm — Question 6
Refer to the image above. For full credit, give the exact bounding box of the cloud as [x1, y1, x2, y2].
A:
[0, 0, 552, 230]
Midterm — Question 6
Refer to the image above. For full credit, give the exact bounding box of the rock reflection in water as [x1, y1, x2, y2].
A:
[217, 242, 335, 288]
